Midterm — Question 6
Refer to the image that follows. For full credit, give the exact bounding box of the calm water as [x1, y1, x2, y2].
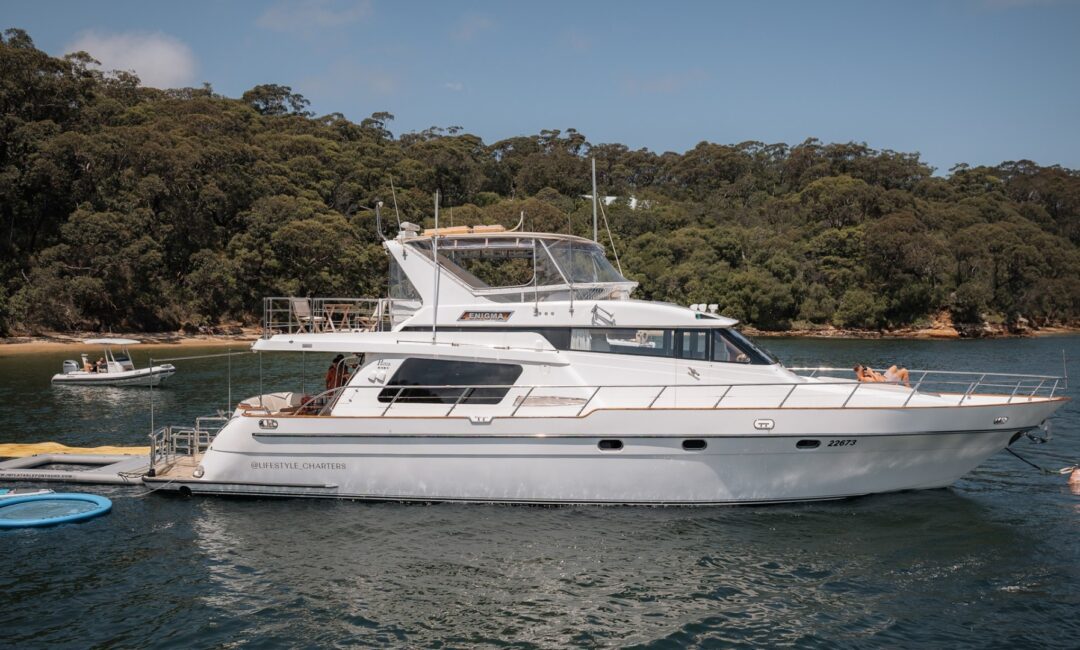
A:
[1, 338, 1078, 648]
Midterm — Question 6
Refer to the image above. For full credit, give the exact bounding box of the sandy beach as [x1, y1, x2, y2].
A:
[0, 331, 258, 357]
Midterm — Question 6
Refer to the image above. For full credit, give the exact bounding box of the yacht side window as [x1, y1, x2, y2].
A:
[678, 330, 709, 360]
[712, 330, 751, 364]
[378, 358, 523, 404]
[570, 328, 673, 357]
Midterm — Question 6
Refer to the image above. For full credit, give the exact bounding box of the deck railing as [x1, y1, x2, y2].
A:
[252, 368, 1064, 419]
[148, 415, 228, 468]
[262, 297, 394, 337]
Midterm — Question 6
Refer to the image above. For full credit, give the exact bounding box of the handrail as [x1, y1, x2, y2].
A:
[788, 366, 1061, 380]
[262, 297, 396, 337]
[242, 369, 1064, 419]
[149, 413, 230, 469]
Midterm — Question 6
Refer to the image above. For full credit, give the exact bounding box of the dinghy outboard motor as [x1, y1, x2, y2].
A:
[61, 360, 80, 375]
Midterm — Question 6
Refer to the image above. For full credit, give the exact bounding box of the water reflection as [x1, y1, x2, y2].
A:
[185, 489, 1029, 646]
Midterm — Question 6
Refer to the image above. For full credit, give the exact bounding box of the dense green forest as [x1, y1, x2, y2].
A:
[2, 28, 1078, 335]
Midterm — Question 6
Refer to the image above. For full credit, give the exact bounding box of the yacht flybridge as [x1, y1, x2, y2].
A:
[143, 222, 1068, 504]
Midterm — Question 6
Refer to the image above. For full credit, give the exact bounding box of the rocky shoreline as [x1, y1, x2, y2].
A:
[745, 322, 1080, 340]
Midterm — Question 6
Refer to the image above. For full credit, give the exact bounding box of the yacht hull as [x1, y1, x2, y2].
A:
[149, 398, 1064, 504]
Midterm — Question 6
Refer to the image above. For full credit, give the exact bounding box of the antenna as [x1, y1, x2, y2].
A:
[432, 190, 441, 344]
[509, 210, 525, 232]
[592, 157, 598, 242]
[389, 176, 402, 229]
[374, 201, 387, 241]
[1064, 349, 1069, 390]
[532, 237, 539, 316]
[597, 198, 623, 276]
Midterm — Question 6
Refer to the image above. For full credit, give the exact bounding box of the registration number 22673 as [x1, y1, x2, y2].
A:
[827, 439, 857, 447]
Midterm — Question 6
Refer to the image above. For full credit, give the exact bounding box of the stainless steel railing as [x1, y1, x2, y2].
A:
[789, 367, 1063, 405]
[250, 369, 1064, 419]
[261, 297, 396, 337]
[149, 415, 229, 468]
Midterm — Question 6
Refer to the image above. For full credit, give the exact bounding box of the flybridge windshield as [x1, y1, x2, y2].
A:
[406, 236, 629, 290]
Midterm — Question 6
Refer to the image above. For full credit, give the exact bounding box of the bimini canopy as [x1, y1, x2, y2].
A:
[83, 338, 141, 346]
[400, 232, 638, 303]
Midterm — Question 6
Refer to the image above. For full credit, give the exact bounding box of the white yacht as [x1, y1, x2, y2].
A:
[145, 222, 1068, 504]
[52, 339, 176, 387]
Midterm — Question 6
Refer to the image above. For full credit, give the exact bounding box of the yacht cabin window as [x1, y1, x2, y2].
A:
[389, 257, 420, 301]
[679, 330, 709, 361]
[400, 326, 777, 365]
[712, 330, 749, 363]
[378, 358, 523, 404]
[570, 328, 674, 357]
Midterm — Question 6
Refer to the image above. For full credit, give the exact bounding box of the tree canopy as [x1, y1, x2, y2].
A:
[1, 28, 1078, 334]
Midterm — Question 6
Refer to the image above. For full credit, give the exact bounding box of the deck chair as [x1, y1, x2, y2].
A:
[289, 297, 326, 333]
[356, 300, 386, 332]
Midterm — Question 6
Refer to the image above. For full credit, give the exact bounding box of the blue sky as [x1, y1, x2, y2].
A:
[4, 0, 1079, 172]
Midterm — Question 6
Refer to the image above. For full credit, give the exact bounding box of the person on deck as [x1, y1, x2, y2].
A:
[854, 364, 910, 387]
[96, 357, 107, 373]
[325, 355, 346, 391]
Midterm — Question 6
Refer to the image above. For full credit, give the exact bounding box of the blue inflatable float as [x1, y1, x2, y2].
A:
[0, 492, 112, 528]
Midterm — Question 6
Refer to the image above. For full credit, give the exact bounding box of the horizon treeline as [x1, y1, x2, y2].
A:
[2, 28, 1079, 335]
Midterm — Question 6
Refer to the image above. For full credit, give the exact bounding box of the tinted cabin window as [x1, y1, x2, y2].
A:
[379, 359, 523, 404]
[711, 329, 777, 365]
[724, 328, 779, 365]
[570, 328, 673, 357]
[403, 326, 571, 350]
[712, 330, 750, 364]
[678, 330, 708, 360]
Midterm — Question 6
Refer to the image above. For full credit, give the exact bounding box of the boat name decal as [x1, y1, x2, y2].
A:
[458, 310, 513, 322]
[250, 461, 346, 470]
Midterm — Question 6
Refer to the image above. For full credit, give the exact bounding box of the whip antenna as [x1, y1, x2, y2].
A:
[390, 176, 402, 229]
[597, 198, 623, 276]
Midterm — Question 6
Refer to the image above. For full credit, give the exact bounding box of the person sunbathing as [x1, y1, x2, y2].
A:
[853, 364, 884, 382]
[854, 364, 910, 387]
[883, 365, 911, 387]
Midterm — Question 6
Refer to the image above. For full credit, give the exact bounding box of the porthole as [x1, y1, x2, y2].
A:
[796, 439, 820, 450]
[682, 439, 707, 451]
[598, 439, 623, 451]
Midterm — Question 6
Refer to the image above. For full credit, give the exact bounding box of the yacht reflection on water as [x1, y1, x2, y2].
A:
[186, 488, 1030, 645]
[145, 219, 1068, 505]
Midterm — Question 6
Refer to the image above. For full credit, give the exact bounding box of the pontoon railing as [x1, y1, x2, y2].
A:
[249, 368, 1064, 419]
[261, 297, 395, 337]
[148, 415, 229, 468]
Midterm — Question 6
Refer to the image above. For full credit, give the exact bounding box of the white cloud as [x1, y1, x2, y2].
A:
[257, 0, 372, 33]
[66, 31, 196, 89]
[452, 14, 495, 41]
[443, 81, 464, 92]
